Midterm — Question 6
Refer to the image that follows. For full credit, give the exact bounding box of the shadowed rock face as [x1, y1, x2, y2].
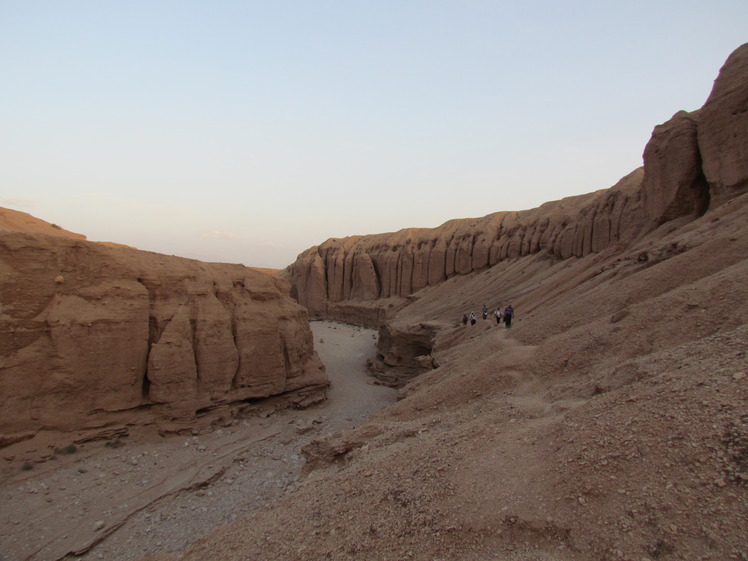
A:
[698, 43, 748, 203]
[0, 223, 328, 439]
[285, 44, 748, 324]
[286, 168, 647, 323]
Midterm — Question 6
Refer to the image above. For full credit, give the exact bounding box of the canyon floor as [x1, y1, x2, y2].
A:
[0, 322, 396, 561]
[134, 192, 747, 561]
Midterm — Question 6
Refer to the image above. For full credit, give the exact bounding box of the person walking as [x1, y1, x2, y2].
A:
[494, 307, 502, 325]
[503, 304, 514, 328]
[470, 312, 477, 325]
[482, 304, 489, 320]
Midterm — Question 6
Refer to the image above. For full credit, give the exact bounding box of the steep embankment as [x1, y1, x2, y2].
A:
[0, 209, 328, 441]
[159, 45, 748, 561]
[284, 44, 747, 328]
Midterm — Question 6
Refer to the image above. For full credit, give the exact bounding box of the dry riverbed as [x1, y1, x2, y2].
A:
[0, 322, 396, 561]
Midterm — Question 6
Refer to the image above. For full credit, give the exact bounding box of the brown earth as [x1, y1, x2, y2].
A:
[143, 45, 747, 561]
[144, 189, 747, 561]
[0, 44, 746, 561]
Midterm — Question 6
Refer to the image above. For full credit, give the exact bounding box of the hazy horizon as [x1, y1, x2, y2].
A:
[2, 1, 747, 268]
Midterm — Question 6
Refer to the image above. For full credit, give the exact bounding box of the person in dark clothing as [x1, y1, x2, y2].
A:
[470, 312, 477, 325]
[503, 305, 514, 328]
[462, 313, 468, 325]
[482, 304, 489, 320]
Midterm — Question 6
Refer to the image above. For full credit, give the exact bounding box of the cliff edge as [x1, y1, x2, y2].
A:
[0, 209, 328, 442]
[284, 43, 748, 327]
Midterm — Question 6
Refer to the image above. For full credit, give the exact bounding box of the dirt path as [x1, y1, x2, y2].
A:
[0, 322, 396, 561]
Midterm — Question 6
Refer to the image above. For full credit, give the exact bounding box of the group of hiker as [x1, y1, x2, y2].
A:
[462, 303, 514, 328]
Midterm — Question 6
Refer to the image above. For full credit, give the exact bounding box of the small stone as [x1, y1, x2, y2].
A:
[54, 275, 65, 284]
[732, 372, 746, 381]
[714, 478, 727, 488]
[94, 520, 105, 531]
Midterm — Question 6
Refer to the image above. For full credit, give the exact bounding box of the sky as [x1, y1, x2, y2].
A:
[1, 1, 747, 268]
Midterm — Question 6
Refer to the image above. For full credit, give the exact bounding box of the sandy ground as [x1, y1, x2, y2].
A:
[0, 322, 396, 561]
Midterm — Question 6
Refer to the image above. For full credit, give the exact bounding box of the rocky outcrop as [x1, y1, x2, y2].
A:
[698, 43, 748, 203]
[641, 110, 710, 224]
[366, 322, 441, 387]
[0, 216, 328, 440]
[285, 44, 748, 324]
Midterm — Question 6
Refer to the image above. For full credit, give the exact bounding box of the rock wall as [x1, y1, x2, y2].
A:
[285, 44, 748, 323]
[0, 227, 328, 440]
[286, 168, 649, 324]
[366, 322, 441, 387]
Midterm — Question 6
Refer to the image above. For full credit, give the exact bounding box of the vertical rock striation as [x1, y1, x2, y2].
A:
[0, 227, 327, 438]
[285, 168, 647, 323]
[285, 43, 748, 324]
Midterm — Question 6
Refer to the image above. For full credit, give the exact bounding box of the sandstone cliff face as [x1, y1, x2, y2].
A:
[698, 43, 748, 203]
[285, 167, 646, 323]
[0, 221, 327, 439]
[285, 44, 748, 324]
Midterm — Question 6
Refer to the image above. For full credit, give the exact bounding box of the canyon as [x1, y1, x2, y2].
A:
[174, 43, 747, 561]
[284, 44, 747, 329]
[1, 43, 746, 561]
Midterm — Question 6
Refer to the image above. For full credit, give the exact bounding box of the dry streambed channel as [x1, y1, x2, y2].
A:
[0, 322, 396, 561]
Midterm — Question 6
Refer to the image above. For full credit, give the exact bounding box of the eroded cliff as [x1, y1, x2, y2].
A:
[284, 43, 748, 326]
[0, 217, 328, 441]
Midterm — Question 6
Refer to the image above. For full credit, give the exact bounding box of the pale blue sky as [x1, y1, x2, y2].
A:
[1, 1, 746, 268]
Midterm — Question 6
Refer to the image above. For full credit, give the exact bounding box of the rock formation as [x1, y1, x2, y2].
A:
[0, 211, 328, 442]
[284, 169, 645, 325]
[153, 45, 748, 561]
[284, 43, 748, 326]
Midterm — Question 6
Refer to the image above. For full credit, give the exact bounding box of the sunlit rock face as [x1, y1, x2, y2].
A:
[0, 215, 328, 439]
[285, 44, 748, 324]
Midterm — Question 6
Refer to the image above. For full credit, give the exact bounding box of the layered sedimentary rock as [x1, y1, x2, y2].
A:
[0, 217, 327, 439]
[287, 169, 646, 323]
[285, 43, 748, 323]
